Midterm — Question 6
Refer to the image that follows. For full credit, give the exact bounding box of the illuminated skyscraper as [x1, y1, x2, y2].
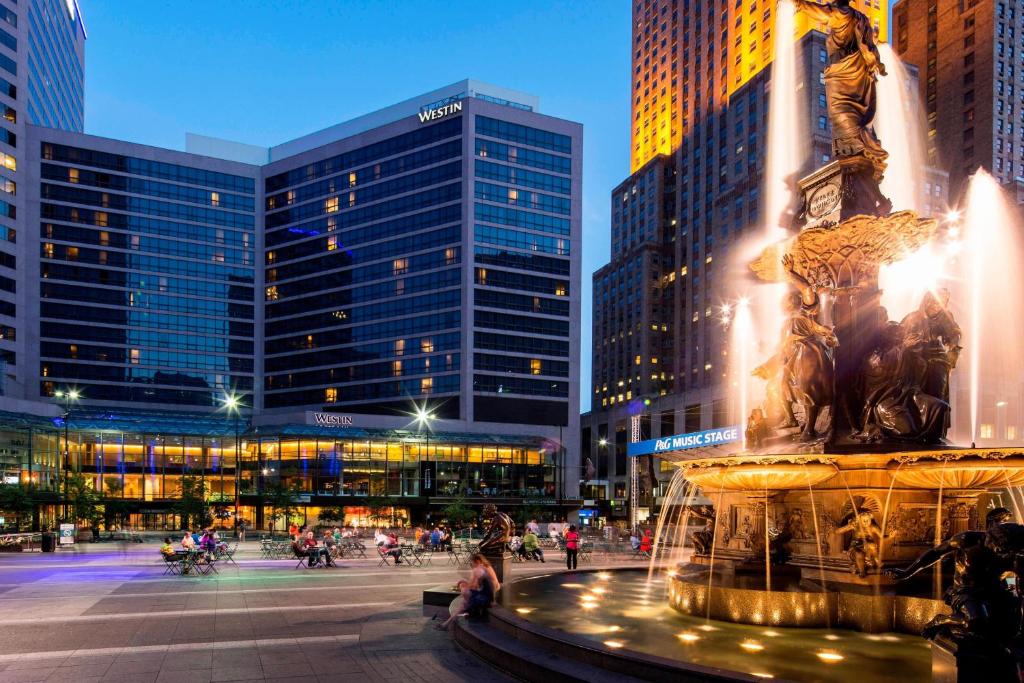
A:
[582, 0, 889, 526]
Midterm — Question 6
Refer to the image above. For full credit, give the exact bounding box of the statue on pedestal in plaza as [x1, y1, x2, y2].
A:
[792, 0, 891, 217]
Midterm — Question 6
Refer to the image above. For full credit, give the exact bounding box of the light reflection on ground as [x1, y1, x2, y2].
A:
[500, 569, 930, 683]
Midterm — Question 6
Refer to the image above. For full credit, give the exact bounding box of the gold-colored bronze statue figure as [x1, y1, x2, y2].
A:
[477, 503, 514, 555]
[686, 505, 716, 556]
[899, 288, 962, 408]
[792, 0, 891, 215]
[835, 509, 885, 577]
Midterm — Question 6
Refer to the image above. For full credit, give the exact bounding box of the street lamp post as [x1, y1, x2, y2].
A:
[413, 404, 435, 521]
[54, 388, 80, 523]
[221, 392, 243, 538]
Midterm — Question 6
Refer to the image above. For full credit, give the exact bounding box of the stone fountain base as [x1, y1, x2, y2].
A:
[668, 564, 948, 633]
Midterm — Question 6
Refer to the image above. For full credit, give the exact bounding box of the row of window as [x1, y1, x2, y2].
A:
[266, 184, 460, 249]
[475, 202, 570, 236]
[42, 143, 256, 194]
[264, 311, 460, 356]
[40, 365, 252, 393]
[475, 139, 572, 174]
[475, 310, 569, 337]
[41, 283, 254, 320]
[266, 162, 460, 229]
[41, 322, 253, 355]
[475, 160, 571, 195]
[476, 116, 572, 154]
[473, 354, 568, 377]
[472, 373, 568, 397]
[41, 184, 255, 230]
[41, 343, 254, 373]
[264, 374, 461, 408]
[268, 250, 455, 300]
[474, 225, 569, 256]
[473, 289, 569, 317]
[43, 224, 252, 266]
[474, 246, 570, 277]
[267, 203, 458, 256]
[265, 117, 461, 192]
[264, 332, 460, 374]
[474, 181, 571, 215]
[41, 164, 255, 211]
[473, 331, 568, 358]
[265, 288, 460, 339]
[266, 268, 460, 320]
[42, 245, 255, 283]
[41, 204, 254, 247]
[265, 139, 461, 210]
[41, 302, 255, 337]
[268, 228, 458, 286]
[40, 382, 234, 408]
[266, 353, 459, 390]
[476, 267, 568, 296]
[42, 264, 254, 302]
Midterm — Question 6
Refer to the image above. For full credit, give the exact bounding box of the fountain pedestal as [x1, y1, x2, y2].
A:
[931, 634, 1020, 683]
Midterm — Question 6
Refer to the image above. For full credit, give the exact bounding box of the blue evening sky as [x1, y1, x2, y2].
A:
[82, 1, 630, 414]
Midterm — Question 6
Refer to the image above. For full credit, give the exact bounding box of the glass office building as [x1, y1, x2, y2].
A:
[0, 80, 583, 530]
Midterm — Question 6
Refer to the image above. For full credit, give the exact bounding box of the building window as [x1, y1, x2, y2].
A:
[325, 388, 337, 403]
[980, 423, 994, 438]
[325, 197, 339, 213]
[130, 349, 140, 364]
[531, 359, 542, 375]
[421, 377, 433, 394]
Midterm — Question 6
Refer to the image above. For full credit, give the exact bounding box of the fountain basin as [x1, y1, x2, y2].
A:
[685, 461, 837, 491]
[498, 568, 933, 682]
[668, 567, 948, 634]
[888, 456, 1024, 489]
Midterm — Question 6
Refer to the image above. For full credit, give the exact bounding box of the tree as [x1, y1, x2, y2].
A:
[317, 506, 345, 526]
[173, 475, 210, 531]
[263, 479, 302, 538]
[440, 497, 476, 529]
[0, 484, 34, 531]
[63, 472, 101, 531]
[101, 478, 131, 534]
[365, 495, 396, 528]
[514, 503, 544, 530]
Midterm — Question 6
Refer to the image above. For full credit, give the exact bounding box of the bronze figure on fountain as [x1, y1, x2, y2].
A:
[835, 509, 887, 577]
[686, 505, 715, 556]
[887, 508, 1024, 677]
[792, 0, 891, 217]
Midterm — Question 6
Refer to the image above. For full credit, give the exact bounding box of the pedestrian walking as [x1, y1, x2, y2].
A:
[565, 524, 580, 570]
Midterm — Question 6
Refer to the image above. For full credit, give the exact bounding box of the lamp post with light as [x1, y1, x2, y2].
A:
[220, 392, 243, 538]
[54, 388, 80, 522]
[413, 404, 435, 519]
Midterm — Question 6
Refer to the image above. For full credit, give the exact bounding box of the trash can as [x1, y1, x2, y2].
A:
[40, 532, 55, 552]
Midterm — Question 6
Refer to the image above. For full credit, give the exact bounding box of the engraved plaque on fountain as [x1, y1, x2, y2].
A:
[797, 161, 843, 230]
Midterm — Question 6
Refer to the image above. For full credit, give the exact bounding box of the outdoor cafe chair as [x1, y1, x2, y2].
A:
[162, 553, 182, 575]
[293, 544, 322, 569]
[376, 546, 395, 568]
[579, 542, 594, 564]
[219, 543, 239, 567]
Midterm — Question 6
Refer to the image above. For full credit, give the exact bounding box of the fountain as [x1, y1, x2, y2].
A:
[466, 2, 1024, 681]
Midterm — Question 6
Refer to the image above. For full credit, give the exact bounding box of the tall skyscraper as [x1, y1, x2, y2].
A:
[582, 0, 889, 527]
[0, 0, 85, 397]
[893, 0, 1024, 201]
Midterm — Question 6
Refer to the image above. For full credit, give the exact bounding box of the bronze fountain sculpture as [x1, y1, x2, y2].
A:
[661, 3, 1024, 677]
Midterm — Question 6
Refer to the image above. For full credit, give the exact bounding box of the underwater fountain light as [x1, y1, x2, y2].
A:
[677, 632, 700, 643]
[515, 608, 534, 614]
[604, 640, 625, 649]
[816, 651, 844, 663]
[762, 630, 781, 638]
[596, 573, 611, 581]
[740, 640, 765, 652]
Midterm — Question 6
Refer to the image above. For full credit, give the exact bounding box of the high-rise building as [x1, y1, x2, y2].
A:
[893, 0, 1024, 201]
[0, 72, 584, 529]
[0, 0, 86, 397]
[582, 0, 891, 527]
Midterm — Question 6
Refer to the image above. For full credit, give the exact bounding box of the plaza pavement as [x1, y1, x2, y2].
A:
[0, 540, 646, 683]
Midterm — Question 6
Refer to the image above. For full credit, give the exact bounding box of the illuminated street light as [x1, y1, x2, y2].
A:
[54, 387, 81, 522]
[220, 391, 244, 538]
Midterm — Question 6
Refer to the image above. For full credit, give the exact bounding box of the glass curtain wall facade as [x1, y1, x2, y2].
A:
[35, 137, 258, 407]
[263, 117, 464, 416]
[472, 115, 574, 426]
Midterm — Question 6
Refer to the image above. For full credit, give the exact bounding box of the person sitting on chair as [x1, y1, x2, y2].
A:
[303, 531, 330, 567]
[521, 529, 545, 562]
[321, 530, 339, 563]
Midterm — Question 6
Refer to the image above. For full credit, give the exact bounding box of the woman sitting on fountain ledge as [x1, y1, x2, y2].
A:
[466, 554, 500, 622]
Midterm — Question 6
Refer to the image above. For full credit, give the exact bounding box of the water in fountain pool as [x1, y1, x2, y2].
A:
[501, 569, 931, 682]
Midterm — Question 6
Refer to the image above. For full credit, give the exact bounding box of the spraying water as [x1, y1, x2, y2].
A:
[874, 44, 926, 214]
[962, 170, 1024, 444]
[728, 0, 806, 432]
[874, 44, 939, 321]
